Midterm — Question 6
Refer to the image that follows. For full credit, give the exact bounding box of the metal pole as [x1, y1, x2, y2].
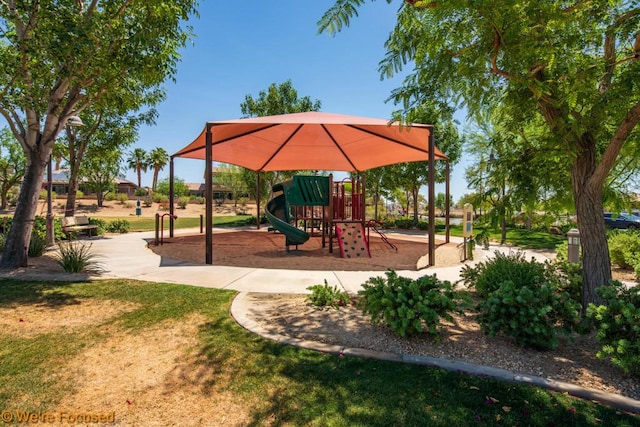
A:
[428, 127, 436, 266]
[256, 172, 261, 230]
[205, 124, 213, 265]
[169, 157, 175, 238]
[445, 161, 450, 244]
[45, 154, 55, 247]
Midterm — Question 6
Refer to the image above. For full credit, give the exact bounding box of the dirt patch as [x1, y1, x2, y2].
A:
[55, 314, 251, 427]
[149, 229, 477, 271]
[0, 299, 140, 338]
[240, 293, 640, 403]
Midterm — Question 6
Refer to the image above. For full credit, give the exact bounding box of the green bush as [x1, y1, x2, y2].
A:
[555, 241, 569, 261]
[142, 196, 153, 207]
[134, 188, 148, 197]
[0, 232, 6, 252]
[178, 196, 190, 209]
[479, 279, 581, 350]
[106, 219, 130, 234]
[104, 192, 117, 202]
[28, 233, 46, 257]
[358, 270, 471, 339]
[393, 218, 414, 229]
[587, 281, 640, 375]
[76, 190, 84, 199]
[55, 241, 102, 273]
[306, 280, 350, 308]
[116, 193, 129, 204]
[608, 230, 640, 269]
[460, 251, 548, 298]
[153, 193, 169, 203]
[88, 218, 107, 236]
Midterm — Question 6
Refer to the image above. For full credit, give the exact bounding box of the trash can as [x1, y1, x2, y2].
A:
[567, 228, 580, 263]
[136, 199, 142, 216]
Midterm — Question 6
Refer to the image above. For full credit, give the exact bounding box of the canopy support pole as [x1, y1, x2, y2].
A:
[169, 157, 175, 237]
[445, 160, 450, 243]
[205, 124, 213, 265]
[428, 127, 436, 266]
[256, 172, 261, 229]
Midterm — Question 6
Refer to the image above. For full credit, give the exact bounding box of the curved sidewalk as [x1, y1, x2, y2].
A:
[5, 229, 639, 414]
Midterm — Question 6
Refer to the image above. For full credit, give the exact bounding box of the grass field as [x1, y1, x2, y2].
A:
[0, 279, 637, 426]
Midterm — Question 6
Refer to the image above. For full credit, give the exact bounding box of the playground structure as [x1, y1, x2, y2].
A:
[265, 174, 396, 258]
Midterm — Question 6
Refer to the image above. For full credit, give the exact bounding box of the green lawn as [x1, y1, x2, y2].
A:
[1, 279, 637, 426]
[440, 224, 565, 250]
[95, 214, 256, 232]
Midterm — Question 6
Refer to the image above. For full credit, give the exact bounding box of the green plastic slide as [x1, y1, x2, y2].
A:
[265, 193, 310, 248]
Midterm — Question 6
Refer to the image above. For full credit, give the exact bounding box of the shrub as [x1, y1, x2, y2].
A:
[88, 218, 107, 236]
[555, 241, 569, 261]
[116, 193, 129, 204]
[0, 232, 6, 252]
[608, 230, 640, 269]
[460, 251, 548, 298]
[28, 233, 46, 257]
[358, 269, 471, 339]
[153, 193, 169, 203]
[142, 196, 153, 207]
[134, 188, 148, 197]
[76, 190, 84, 199]
[587, 281, 640, 375]
[306, 280, 350, 308]
[194, 197, 205, 205]
[393, 218, 414, 229]
[55, 241, 102, 273]
[478, 279, 581, 350]
[107, 219, 130, 234]
[177, 196, 190, 209]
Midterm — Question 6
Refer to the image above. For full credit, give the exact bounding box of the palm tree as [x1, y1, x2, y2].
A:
[148, 147, 169, 192]
[127, 148, 148, 189]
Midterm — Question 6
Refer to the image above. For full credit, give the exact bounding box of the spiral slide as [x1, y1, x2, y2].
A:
[265, 193, 310, 249]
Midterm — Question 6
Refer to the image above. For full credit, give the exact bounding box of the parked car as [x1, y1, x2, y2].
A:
[604, 212, 640, 229]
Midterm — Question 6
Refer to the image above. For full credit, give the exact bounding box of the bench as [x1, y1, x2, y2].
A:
[61, 215, 98, 237]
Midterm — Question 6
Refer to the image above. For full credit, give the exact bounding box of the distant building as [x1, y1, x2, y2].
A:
[185, 182, 233, 200]
[44, 169, 138, 197]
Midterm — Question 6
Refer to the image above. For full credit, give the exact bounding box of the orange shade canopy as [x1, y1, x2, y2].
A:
[173, 111, 447, 172]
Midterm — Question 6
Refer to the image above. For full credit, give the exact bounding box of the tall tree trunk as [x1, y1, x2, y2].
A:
[152, 168, 159, 191]
[572, 136, 611, 310]
[412, 186, 419, 226]
[64, 135, 88, 217]
[0, 151, 48, 269]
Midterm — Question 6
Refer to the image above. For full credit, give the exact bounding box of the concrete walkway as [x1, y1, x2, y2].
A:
[4, 228, 639, 414]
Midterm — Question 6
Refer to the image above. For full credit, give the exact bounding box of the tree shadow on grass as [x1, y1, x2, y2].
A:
[0, 279, 84, 308]
[190, 313, 638, 427]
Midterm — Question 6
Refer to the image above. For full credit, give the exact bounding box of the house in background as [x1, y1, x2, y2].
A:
[185, 182, 233, 201]
[45, 169, 138, 197]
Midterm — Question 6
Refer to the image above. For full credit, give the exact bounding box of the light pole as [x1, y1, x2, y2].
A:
[45, 115, 83, 248]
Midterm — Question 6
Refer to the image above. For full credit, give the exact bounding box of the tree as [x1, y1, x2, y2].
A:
[240, 80, 321, 117]
[127, 148, 149, 189]
[148, 147, 169, 192]
[216, 164, 248, 208]
[238, 80, 322, 211]
[435, 192, 452, 217]
[63, 109, 148, 217]
[383, 102, 462, 225]
[156, 177, 190, 198]
[80, 147, 122, 208]
[0, 1, 197, 268]
[0, 128, 25, 210]
[320, 1, 640, 308]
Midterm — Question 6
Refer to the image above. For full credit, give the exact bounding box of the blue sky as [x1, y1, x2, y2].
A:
[129, 1, 473, 201]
